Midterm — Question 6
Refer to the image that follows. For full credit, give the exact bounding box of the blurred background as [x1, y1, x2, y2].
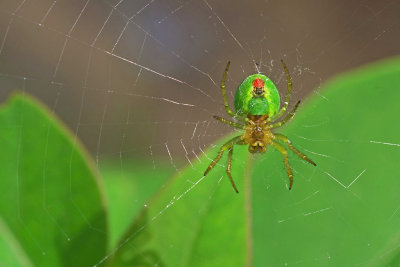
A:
[0, 0, 399, 163]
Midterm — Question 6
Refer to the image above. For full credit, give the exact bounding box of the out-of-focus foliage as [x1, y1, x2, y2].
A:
[101, 161, 174, 249]
[0, 94, 107, 267]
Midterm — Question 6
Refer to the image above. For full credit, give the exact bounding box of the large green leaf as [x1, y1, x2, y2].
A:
[252, 58, 400, 266]
[0, 94, 108, 266]
[110, 57, 400, 266]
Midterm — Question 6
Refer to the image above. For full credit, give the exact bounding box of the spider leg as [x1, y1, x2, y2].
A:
[271, 141, 294, 190]
[220, 61, 236, 118]
[270, 100, 300, 128]
[274, 133, 316, 166]
[269, 59, 292, 122]
[213, 115, 246, 130]
[226, 147, 239, 193]
[204, 136, 242, 192]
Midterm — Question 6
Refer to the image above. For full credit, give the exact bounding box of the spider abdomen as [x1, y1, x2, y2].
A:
[234, 74, 280, 117]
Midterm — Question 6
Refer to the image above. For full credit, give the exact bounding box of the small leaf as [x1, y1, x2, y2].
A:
[101, 160, 174, 249]
[0, 93, 108, 266]
[114, 57, 400, 266]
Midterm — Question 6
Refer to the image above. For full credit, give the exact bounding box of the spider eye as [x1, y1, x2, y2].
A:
[253, 86, 264, 96]
[252, 78, 265, 97]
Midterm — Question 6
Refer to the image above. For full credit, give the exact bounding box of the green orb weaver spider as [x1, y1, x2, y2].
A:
[204, 60, 316, 193]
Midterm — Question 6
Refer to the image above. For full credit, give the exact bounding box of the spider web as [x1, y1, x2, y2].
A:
[0, 0, 399, 266]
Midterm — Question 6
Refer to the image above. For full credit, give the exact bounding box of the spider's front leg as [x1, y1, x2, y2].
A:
[269, 60, 292, 122]
[220, 61, 236, 118]
[204, 135, 244, 193]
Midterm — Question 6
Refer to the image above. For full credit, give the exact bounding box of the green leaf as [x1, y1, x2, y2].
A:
[0, 93, 108, 266]
[252, 57, 400, 266]
[111, 57, 400, 266]
[101, 160, 174, 249]
[0, 217, 33, 267]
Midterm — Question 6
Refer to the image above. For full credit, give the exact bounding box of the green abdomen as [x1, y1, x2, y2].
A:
[233, 74, 280, 117]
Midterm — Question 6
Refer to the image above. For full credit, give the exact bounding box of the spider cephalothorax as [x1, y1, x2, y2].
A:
[204, 60, 316, 193]
[242, 115, 272, 153]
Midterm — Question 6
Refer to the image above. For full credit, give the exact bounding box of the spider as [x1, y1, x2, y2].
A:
[204, 60, 316, 193]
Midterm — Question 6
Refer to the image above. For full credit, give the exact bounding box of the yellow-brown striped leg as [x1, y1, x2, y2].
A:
[213, 115, 246, 130]
[270, 100, 300, 128]
[269, 59, 292, 121]
[220, 61, 236, 118]
[204, 136, 242, 177]
[271, 141, 294, 190]
[274, 133, 316, 166]
[226, 147, 239, 193]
